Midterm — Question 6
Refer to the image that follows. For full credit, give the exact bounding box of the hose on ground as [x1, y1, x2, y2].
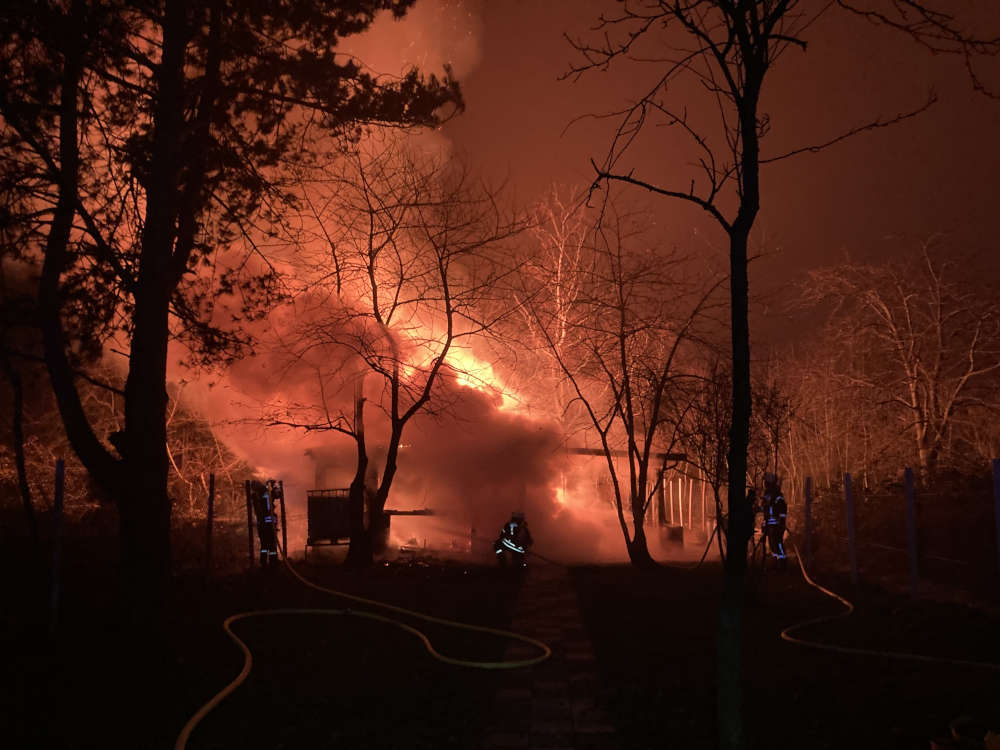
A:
[782, 539, 1000, 672]
[175, 541, 551, 750]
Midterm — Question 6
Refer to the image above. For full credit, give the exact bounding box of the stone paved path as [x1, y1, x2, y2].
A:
[482, 564, 620, 750]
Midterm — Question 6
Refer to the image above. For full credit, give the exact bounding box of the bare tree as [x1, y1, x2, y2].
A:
[509, 186, 593, 422]
[0, 359, 251, 525]
[679, 358, 733, 561]
[802, 241, 1000, 484]
[566, 3, 999, 745]
[515, 203, 722, 566]
[264, 140, 526, 566]
[748, 360, 794, 487]
[679, 357, 793, 560]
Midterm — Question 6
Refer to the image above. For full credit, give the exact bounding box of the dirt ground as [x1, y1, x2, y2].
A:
[571, 561, 1000, 750]
[6, 541, 523, 750]
[5, 522, 1000, 749]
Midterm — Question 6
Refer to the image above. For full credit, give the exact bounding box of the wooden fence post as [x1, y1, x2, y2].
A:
[657, 469, 667, 527]
[204, 473, 215, 578]
[49, 458, 65, 635]
[244, 480, 254, 568]
[687, 476, 694, 529]
[845, 472, 858, 585]
[904, 467, 918, 594]
[992, 458, 1000, 577]
[804, 476, 813, 571]
[701, 476, 707, 535]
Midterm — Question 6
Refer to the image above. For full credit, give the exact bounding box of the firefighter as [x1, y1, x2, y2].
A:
[250, 479, 280, 567]
[494, 511, 533, 568]
[762, 473, 788, 569]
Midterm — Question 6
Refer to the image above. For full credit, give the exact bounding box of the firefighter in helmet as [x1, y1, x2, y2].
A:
[494, 511, 533, 568]
[250, 479, 281, 567]
[761, 473, 788, 569]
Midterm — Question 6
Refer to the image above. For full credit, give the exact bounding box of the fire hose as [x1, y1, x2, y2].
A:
[174, 541, 551, 750]
[781, 538, 1000, 672]
[654, 520, 1000, 672]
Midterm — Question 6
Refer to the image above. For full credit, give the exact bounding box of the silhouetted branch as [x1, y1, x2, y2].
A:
[761, 92, 938, 163]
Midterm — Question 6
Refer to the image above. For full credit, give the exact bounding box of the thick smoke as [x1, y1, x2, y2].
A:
[341, 0, 485, 80]
[385, 378, 627, 563]
[167, 1, 641, 563]
[175, 291, 630, 563]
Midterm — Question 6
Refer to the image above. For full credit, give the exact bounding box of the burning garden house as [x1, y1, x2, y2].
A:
[303, 444, 457, 558]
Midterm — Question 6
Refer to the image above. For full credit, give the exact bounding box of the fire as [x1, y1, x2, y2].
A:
[554, 486, 568, 506]
[445, 346, 519, 410]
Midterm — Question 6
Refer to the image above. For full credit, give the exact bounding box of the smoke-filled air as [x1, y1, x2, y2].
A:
[4, 3, 1000, 748]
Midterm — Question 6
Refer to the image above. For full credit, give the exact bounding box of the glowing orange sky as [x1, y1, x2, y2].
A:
[429, 1, 1000, 312]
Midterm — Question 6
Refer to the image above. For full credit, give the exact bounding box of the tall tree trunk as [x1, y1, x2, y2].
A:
[716, 565, 746, 750]
[346, 381, 372, 567]
[345, 460, 371, 566]
[116, 0, 187, 626]
[718, 60, 761, 743]
[370, 424, 403, 556]
[120, 283, 172, 625]
[718, 224, 752, 750]
[917, 441, 937, 486]
[628, 480, 656, 567]
[39, 2, 120, 495]
[627, 523, 655, 568]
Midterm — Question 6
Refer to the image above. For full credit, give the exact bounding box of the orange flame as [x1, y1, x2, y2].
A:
[445, 346, 519, 410]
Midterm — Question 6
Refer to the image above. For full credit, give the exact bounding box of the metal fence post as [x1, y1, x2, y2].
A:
[804, 476, 813, 571]
[904, 467, 918, 594]
[993, 458, 1000, 577]
[49, 458, 65, 635]
[845, 472, 858, 585]
[244, 480, 254, 568]
[204, 473, 215, 578]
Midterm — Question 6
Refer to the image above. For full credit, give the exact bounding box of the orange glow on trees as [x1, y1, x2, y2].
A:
[510, 194, 725, 567]
[0, 0, 463, 612]
[261, 136, 527, 565]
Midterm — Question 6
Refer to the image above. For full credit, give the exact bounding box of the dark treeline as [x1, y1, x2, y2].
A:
[0, 359, 253, 524]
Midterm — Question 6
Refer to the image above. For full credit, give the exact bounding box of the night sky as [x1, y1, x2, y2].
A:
[378, 1, 1000, 291]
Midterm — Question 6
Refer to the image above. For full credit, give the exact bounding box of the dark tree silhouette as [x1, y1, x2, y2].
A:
[566, 2, 999, 746]
[0, 0, 462, 625]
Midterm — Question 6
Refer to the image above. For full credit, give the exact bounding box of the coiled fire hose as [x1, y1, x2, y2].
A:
[781, 539, 1000, 672]
[175, 543, 551, 750]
